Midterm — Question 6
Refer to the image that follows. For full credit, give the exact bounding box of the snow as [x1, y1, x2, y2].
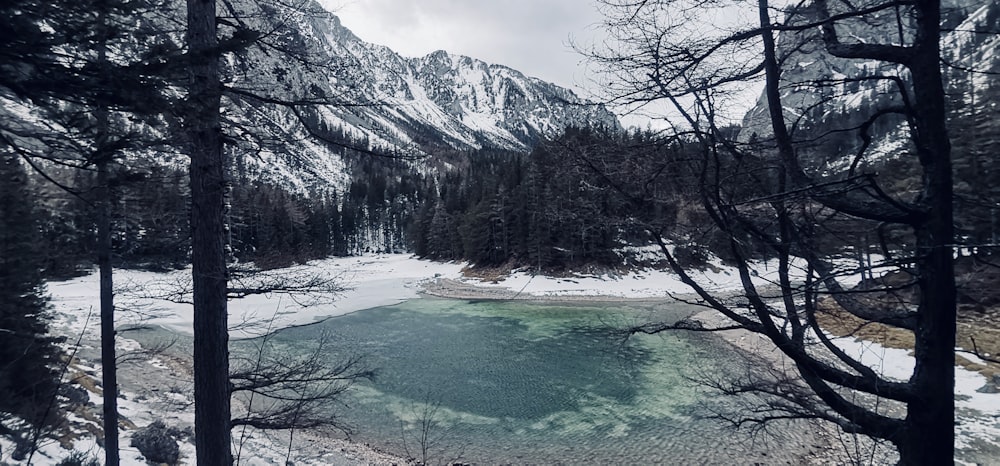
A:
[828, 336, 1000, 453]
[465, 265, 735, 298]
[830, 336, 915, 382]
[49, 255, 465, 339]
[23, 253, 1000, 463]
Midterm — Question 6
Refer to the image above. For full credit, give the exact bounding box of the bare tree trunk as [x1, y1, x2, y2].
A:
[95, 10, 119, 462]
[186, 0, 232, 463]
[758, 0, 955, 462]
[97, 153, 119, 466]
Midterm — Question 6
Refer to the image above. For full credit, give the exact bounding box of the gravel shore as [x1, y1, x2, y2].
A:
[422, 277, 668, 302]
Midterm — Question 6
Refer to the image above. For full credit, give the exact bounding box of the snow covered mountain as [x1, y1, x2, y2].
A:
[223, 2, 620, 190]
[737, 0, 999, 174]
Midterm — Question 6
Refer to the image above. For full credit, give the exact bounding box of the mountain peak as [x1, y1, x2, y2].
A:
[313, 9, 620, 151]
[228, 1, 620, 190]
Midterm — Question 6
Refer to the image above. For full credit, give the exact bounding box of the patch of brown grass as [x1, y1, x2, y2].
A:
[816, 297, 1000, 380]
[461, 261, 518, 283]
[957, 319, 1000, 380]
[69, 370, 102, 395]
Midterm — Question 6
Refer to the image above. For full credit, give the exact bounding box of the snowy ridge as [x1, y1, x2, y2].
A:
[326, 35, 620, 151]
[3, 0, 618, 193]
[217, 1, 619, 191]
[738, 0, 998, 173]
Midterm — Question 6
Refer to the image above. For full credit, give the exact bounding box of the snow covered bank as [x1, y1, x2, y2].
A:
[26, 254, 464, 465]
[48, 254, 466, 339]
[439, 249, 881, 300]
[24, 253, 1000, 464]
[43, 251, 869, 340]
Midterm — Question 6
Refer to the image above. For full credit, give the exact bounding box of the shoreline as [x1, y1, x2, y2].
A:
[39, 255, 1000, 464]
[419, 276, 847, 464]
[107, 276, 842, 465]
[132, 276, 841, 465]
[420, 277, 673, 303]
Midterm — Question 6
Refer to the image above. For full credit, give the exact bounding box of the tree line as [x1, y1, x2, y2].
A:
[22, 126, 727, 276]
[26, 78, 999, 276]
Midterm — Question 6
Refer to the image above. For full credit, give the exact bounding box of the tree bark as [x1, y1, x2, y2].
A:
[97, 150, 119, 466]
[95, 9, 119, 462]
[900, 0, 956, 462]
[186, 0, 232, 463]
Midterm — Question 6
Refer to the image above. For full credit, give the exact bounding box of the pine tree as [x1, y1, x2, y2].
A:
[427, 201, 455, 260]
[0, 153, 61, 437]
[408, 199, 433, 257]
[460, 199, 494, 264]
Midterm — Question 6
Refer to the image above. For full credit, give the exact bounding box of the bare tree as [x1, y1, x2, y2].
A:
[397, 396, 466, 466]
[583, 0, 962, 463]
[229, 330, 374, 464]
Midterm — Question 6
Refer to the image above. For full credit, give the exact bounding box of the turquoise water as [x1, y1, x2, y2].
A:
[251, 298, 812, 464]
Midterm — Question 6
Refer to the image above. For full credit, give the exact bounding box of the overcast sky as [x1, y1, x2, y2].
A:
[319, 0, 605, 94]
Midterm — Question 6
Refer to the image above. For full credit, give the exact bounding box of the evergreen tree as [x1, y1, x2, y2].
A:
[121, 167, 190, 269]
[408, 199, 433, 257]
[460, 199, 496, 264]
[36, 169, 99, 278]
[427, 201, 454, 260]
[306, 190, 334, 258]
[0, 153, 61, 438]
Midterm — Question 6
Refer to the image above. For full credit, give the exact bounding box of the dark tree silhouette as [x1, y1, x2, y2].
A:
[584, 0, 961, 462]
[1, 1, 177, 463]
[183, 0, 233, 463]
[0, 153, 62, 459]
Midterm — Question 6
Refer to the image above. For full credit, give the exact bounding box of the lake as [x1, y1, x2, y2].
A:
[242, 297, 824, 464]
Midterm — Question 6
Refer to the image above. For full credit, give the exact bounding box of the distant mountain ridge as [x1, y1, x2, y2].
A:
[225, 4, 620, 189]
[737, 0, 999, 174]
[319, 14, 620, 150]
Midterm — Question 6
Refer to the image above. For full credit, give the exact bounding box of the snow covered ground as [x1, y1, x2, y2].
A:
[9, 255, 465, 465]
[47, 254, 467, 340]
[7, 253, 1000, 464]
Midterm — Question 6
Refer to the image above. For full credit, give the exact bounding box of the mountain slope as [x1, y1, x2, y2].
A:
[223, 3, 620, 190]
[737, 0, 999, 175]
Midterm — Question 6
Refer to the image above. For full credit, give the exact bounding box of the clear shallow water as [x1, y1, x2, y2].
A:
[247, 298, 818, 464]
